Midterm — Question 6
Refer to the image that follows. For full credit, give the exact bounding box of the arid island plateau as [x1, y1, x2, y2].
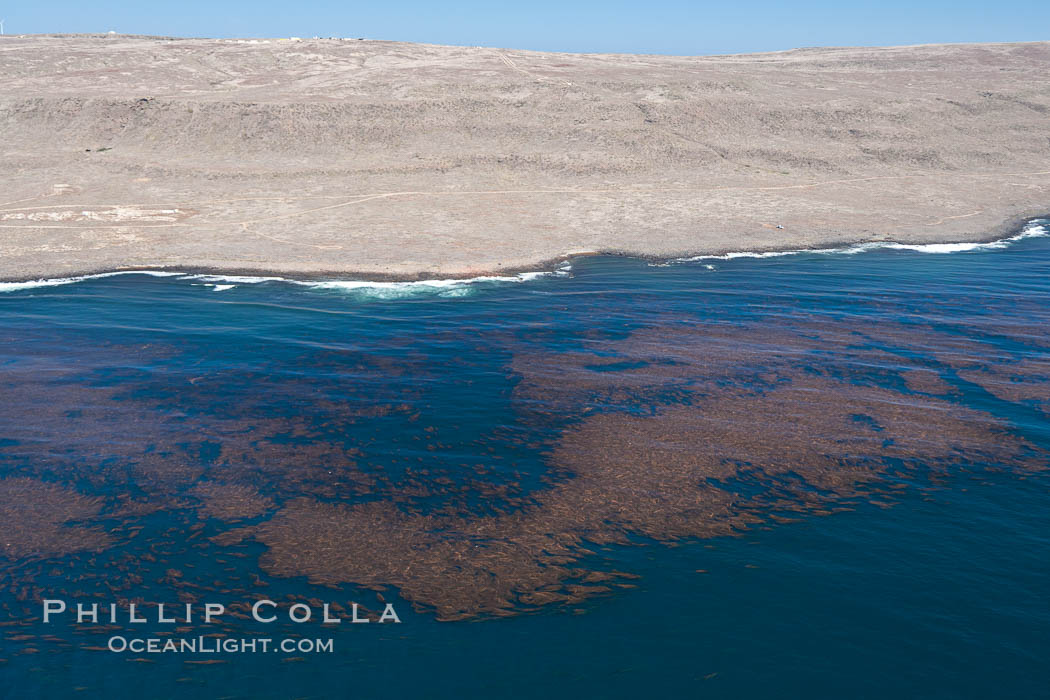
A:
[1, 35, 1049, 280]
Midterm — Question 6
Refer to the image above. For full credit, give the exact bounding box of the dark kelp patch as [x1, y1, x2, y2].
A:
[0, 318, 1046, 621]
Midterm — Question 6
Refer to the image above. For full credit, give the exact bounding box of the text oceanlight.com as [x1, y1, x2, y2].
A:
[108, 636, 334, 654]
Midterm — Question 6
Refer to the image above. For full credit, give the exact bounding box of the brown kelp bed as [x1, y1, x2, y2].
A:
[0, 314, 1047, 622]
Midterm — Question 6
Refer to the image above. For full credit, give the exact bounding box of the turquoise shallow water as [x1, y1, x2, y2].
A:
[0, 223, 1048, 699]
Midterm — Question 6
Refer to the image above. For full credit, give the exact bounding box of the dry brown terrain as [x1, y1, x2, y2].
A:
[1, 34, 1049, 281]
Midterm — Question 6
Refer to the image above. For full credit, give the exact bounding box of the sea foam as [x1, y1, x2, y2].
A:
[0, 267, 568, 296]
[0, 270, 184, 293]
[671, 219, 1049, 264]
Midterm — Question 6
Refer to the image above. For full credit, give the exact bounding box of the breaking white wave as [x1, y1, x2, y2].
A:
[0, 270, 184, 293]
[671, 220, 1049, 264]
[180, 269, 570, 298]
[0, 266, 570, 297]
[181, 274, 290, 285]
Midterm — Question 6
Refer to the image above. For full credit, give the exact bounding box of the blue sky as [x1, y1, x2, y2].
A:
[2, 1, 1048, 55]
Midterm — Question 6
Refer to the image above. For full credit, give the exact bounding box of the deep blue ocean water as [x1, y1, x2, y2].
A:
[0, 223, 1048, 699]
